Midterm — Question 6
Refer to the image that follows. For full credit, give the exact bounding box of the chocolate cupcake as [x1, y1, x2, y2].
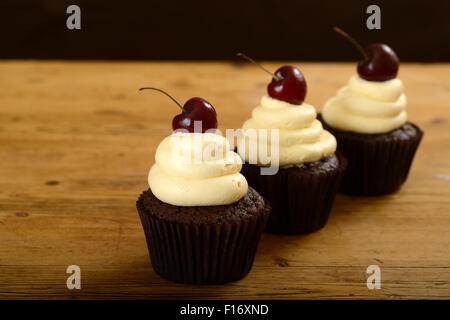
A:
[319, 114, 422, 195]
[137, 186, 269, 284]
[236, 63, 347, 234]
[320, 74, 423, 195]
[241, 152, 346, 234]
[137, 132, 270, 284]
[319, 30, 423, 195]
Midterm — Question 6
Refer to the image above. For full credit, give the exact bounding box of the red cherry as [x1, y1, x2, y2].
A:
[172, 97, 218, 132]
[138, 88, 217, 133]
[333, 26, 399, 82]
[237, 53, 307, 105]
[268, 66, 307, 105]
[357, 44, 399, 81]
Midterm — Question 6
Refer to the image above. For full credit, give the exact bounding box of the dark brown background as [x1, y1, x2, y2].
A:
[1, 0, 449, 61]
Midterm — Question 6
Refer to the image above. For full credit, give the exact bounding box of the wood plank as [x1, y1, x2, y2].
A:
[0, 61, 449, 299]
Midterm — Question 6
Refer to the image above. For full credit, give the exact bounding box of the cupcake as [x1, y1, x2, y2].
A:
[236, 55, 347, 234]
[319, 28, 423, 196]
[136, 88, 270, 284]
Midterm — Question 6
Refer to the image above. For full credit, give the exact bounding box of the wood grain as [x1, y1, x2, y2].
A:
[0, 61, 449, 299]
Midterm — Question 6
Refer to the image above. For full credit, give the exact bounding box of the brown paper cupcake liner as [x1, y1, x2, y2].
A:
[241, 152, 347, 234]
[136, 189, 270, 285]
[318, 114, 423, 196]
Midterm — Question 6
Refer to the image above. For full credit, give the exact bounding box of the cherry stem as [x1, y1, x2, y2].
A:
[333, 26, 369, 60]
[138, 87, 186, 112]
[237, 53, 282, 81]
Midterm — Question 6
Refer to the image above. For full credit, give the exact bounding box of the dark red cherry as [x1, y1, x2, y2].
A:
[138, 88, 217, 133]
[268, 66, 307, 105]
[333, 27, 399, 82]
[357, 43, 399, 81]
[172, 97, 217, 132]
[236, 53, 307, 105]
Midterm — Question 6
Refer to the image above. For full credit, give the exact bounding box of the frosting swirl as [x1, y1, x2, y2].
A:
[322, 75, 407, 134]
[148, 132, 248, 206]
[237, 95, 337, 166]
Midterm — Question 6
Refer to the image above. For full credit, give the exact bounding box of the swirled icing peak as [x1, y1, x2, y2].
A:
[237, 95, 337, 166]
[148, 132, 248, 206]
[322, 75, 407, 134]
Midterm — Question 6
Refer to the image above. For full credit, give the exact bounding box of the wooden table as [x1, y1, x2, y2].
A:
[1, 61, 449, 299]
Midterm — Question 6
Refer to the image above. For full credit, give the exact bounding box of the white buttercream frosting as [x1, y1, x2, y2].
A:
[237, 95, 337, 166]
[148, 132, 248, 206]
[322, 75, 407, 134]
